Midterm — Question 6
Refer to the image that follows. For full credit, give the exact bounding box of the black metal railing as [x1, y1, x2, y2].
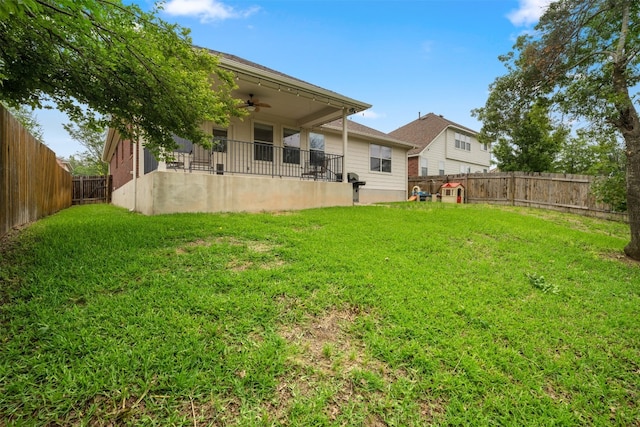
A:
[165, 139, 344, 182]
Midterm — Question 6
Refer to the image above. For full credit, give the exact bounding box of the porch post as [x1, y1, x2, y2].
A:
[342, 108, 348, 182]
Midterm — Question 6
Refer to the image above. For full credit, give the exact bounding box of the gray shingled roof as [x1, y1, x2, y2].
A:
[322, 119, 415, 148]
[207, 49, 304, 83]
[389, 113, 477, 156]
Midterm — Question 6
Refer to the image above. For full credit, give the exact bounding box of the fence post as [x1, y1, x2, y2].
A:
[509, 172, 515, 206]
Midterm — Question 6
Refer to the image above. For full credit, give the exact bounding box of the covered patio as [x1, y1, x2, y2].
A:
[157, 138, 344, 182]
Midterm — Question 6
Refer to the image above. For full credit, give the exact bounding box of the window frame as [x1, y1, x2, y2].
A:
[283, 127, 301, 165]
[455, 132, 471, 152]
[420, 157, 428, 176]
[370, 143, 392, 173]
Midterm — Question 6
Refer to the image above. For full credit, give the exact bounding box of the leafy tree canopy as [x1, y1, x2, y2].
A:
[0, 0, 244, 157]
[486, 100, 567, 172]
[1, 102, 44, 142]
[63, 118, 108, 176]
[473, 0, 640, 259]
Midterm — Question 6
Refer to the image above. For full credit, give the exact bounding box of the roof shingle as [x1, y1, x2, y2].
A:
[389, 113, 477, 155]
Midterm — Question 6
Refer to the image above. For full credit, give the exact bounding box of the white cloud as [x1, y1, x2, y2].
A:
[507, 0, 553, 27]
[357, 110, 385, 120]
[163, 0, 259, 22]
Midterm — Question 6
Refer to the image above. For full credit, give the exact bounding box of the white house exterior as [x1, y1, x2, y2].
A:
[389, 112, 491, 178]
[102, 50, 413, 214]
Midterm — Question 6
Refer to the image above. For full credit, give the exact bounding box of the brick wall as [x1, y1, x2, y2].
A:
[408, 156, 419, 177]
[110, 139, 135, 190]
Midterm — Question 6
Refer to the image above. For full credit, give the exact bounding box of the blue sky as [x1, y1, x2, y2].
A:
[38, 0, 551, 158]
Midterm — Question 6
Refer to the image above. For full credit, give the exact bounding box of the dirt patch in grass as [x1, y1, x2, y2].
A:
[226, 258, 253, 272]
[272, 307, 446, 424]
[600, 250, 640, 267]
[279, 308, 382, 376]
[544, 381, 572, 404]
[0, 223, 31, 255]
[176, 238, 282, 270]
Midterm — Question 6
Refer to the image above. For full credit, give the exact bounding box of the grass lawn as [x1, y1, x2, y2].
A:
[1, 203, 639, 426]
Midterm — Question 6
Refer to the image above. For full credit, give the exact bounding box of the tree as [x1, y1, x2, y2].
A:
[485, 100, 567, 172]
[0, 0, 244, 157]
[473, 0, 640, 260]
[2, 103, 44, 142]
[588, 131, 627, 212]
[63, 119, 108, 176]
[554, 130, 597, 174]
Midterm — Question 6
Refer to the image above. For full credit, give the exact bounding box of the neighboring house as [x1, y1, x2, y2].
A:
[56, 157, 72, 173]
[389, 112, 491, 178]
[102, 49, 414, 215]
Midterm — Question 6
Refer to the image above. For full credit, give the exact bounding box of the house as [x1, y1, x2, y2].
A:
[102, 50, 414, 215]
[389, 112, 491, 178]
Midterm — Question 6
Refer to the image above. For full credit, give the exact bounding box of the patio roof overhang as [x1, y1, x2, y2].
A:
[214, 50, 372, 128]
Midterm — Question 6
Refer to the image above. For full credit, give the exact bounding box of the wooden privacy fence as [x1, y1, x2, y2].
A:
[409, 172, 628, 221]
[72, 175, 112, 205]
[1, 105, 72, 238]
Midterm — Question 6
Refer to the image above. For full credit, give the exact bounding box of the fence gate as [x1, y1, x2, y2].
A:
[72, 175, 112, 205]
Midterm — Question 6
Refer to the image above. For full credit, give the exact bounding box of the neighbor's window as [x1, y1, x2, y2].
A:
[254, 122, 273, 161]
[283, 128, 301, 164]
[481, 143, 488, 151]
[370, 144, 392, 173]
[213, 128, 227, 153]
[455, 132, 471, 151]
[420, 157, 428, 176]
[439, 161, 445, 175]
[309, 132, 325, 166]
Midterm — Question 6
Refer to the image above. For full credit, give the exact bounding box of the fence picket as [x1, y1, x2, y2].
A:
[1, 105, 72, 238]
[72, 175, 112, 204]
[409, 172, 627, 221]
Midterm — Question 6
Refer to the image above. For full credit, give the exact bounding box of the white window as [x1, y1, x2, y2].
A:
[455, 132, 471, 151]
[439, 161, 445, 175]
[309, 132, 325, 166]
[481, 143, 488, 151]
[370, 144, 392, 173]
[460, 165, 466, 173]
[420, 157, 428, 176]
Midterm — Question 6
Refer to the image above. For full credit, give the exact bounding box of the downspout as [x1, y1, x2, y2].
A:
[342, 108, 348, 182]
[132, 137, 138, 212]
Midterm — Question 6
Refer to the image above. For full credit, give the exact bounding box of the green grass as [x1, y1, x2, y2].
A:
[1, 203, 638, 426]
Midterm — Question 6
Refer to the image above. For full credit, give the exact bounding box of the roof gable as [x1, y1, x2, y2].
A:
[389, 113, 477, 156]
[441, 182, 464, 188]
[321, 119, 415, 149]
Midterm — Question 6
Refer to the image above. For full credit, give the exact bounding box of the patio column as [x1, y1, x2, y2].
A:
[342, 108, 348, 182]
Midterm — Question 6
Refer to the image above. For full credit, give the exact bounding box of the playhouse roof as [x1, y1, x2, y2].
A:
[441, 182, 464, 188]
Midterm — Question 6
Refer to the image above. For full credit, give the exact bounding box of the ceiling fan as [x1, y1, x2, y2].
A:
[239, 94, 271, 112]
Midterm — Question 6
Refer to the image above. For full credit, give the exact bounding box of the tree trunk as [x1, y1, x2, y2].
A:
[623, 130, 640, 260]
[612, 1, 640, 260]
[616, 76, 640, 260]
